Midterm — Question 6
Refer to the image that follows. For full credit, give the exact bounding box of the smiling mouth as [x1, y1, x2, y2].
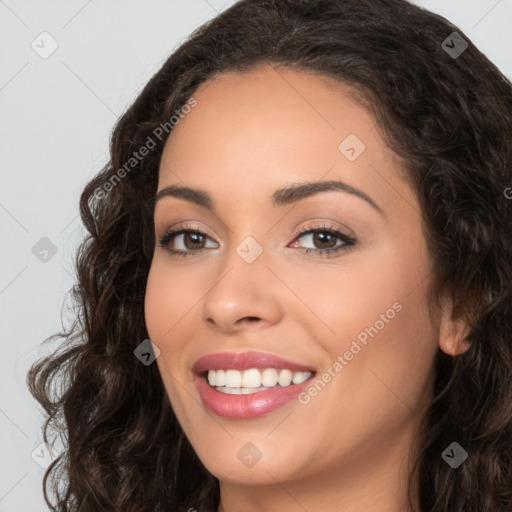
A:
[202, 368, 315, 394]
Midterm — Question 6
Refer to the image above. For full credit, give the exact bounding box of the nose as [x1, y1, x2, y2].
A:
[201, 245, 284, 333]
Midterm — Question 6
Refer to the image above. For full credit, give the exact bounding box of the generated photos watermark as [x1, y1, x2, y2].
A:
[298, 301, 403, 405]
[93, 96, 198, 200]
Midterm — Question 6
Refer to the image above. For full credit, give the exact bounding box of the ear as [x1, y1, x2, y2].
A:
[438, 294, 472, 356]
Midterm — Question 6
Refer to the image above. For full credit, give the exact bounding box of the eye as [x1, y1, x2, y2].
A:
[158, 224, 218, 258]
[157, 222, 357, 259]
[289, 224, 357, 258]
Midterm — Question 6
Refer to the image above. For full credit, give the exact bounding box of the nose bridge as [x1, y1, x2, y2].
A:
[200, 233, 282, 330]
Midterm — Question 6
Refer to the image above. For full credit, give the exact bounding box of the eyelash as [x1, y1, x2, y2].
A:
[157, 222, 357, 259]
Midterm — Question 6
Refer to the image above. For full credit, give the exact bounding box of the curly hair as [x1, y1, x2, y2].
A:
[27, 0, 512, 510]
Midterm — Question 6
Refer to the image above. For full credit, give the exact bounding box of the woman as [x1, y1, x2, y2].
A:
[27, 0, 512, 511]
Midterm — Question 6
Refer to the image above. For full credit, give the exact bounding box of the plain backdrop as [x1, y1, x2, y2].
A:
[1, 1, 511, 510]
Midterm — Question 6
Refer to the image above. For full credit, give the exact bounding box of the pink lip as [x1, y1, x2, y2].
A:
[192, 351, 316, 420]
[194, 373, 314, 419]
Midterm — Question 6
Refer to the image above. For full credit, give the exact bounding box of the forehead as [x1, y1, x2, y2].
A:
[158, 64, 410, 218]
[163, 64, 376, 160]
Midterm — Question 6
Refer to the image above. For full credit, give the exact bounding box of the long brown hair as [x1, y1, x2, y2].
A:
[27, 0, 512, 510]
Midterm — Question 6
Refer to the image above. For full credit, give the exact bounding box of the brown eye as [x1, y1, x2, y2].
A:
[158, 228, 218, 256]
[311, 231, 339, 249]
[182, 232, 207, 250]
[293, 227, 355, 249]
[290, 225, 357, 258]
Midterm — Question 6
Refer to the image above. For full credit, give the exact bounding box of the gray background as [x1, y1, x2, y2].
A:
[1, 1, 511, 510]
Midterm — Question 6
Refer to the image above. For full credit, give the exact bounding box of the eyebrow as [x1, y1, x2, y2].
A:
[154, 180, 384, 216]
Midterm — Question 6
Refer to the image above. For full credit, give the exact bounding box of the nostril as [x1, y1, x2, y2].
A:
[240, 317, 263, 326]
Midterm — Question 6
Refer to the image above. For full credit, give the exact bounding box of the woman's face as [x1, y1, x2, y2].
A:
[145, 65, 446, 490]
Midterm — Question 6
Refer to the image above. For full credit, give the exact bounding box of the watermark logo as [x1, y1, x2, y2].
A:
[134, 338, 161, 365]
[236, 236, 263, 263]
[442, 32, 468, 59]
[442, 442, 468, 469]
[31, 31, 59, 59]
[338, 134, 366, 161]
[237, 442, 263, 468]
[32, 237, 58, 263]
[31, 441, 60, 469]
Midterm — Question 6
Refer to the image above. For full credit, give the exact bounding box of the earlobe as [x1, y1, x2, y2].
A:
[437, 295, 472, 356]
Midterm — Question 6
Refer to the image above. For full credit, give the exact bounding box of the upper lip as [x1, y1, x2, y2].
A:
[193, 351, 317, 374]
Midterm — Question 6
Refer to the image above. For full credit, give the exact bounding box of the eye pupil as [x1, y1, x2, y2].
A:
[185, 232, 205, 249]
[314, 231, 337, 249]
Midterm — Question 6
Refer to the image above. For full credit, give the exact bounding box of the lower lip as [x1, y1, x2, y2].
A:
[194, 373, 314, 419]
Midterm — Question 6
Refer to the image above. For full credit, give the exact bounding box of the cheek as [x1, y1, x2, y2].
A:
[144, 259, 197, 342]
[295, 279, 437, 469]
[302, 238, 437, 399]
[144, 261, 198, 420]
[293, 239, 431, 348]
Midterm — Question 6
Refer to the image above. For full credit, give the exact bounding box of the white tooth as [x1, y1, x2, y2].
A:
[217, 386, 272, 394]
[216, 369, 226, 387]
[241, 387, 260, 394]
[241, 368, 262, 388]
[292, 371, 312, 384]
[261, 368, 278, 387]
[218, 386, 242, 394]
[240, 386, 271, 394]
[211, 368, 313, 388]
[225, 369, 242, 388]
[278, 369, 293, 386]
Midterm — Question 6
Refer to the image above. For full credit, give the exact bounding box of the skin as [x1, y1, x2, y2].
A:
[144, 64, 469, 512]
